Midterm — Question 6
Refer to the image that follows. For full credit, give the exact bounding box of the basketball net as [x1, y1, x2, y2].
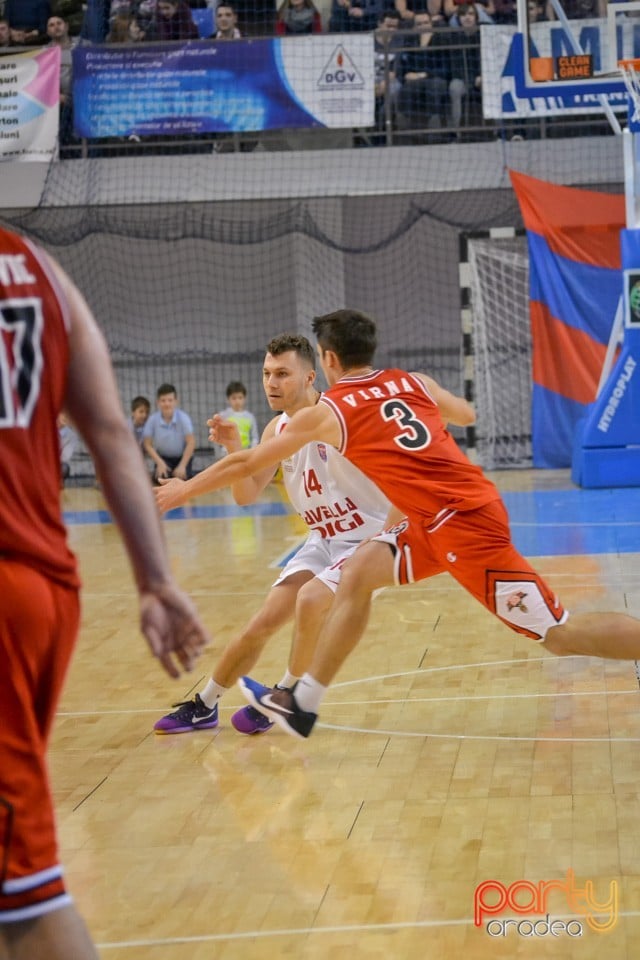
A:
[619, 58, 640, 128]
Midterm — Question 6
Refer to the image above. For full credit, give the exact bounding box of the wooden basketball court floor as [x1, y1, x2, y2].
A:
[52, 469, 640, 960]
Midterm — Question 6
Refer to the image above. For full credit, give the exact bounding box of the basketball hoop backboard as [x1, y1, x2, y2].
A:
[514, 0, 633, 101]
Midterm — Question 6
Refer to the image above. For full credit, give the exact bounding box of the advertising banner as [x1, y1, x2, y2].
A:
[0, 47, 60, 161]
[482, 21, 628, 119]
[73, 36, 374, 138]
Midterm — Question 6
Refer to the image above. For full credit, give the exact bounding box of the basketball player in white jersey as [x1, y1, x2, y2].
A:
[154, 333, 397, 735]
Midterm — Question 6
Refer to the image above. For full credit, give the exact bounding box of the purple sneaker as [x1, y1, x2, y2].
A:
[154, 694, 218, 734]
[231, 705, 275, 735]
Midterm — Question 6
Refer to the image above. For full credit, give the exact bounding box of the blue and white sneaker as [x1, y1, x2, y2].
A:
[238, 676, 317, 740]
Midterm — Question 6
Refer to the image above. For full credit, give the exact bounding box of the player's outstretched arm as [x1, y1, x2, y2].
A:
[413, 372, 475, 427]
[155, 404, 339, 514]
[50, 256, 210, 677]
[210, 414, 279, 505]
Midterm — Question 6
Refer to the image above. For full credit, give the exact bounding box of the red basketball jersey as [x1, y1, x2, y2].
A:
[0, 228, 79, 587]
[321, 369, 500, 521]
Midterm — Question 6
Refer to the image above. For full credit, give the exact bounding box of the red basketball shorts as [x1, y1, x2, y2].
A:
[0, 559, 80, 923]
[374, 499, 568, 641]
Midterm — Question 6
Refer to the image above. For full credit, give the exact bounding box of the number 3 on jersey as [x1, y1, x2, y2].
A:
[0, 299, 44, 428]
[381, 399, 431, 450]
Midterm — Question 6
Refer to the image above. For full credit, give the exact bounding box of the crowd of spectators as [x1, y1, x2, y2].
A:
[0, 0, 609, 146]
[0, 0, 560, 46]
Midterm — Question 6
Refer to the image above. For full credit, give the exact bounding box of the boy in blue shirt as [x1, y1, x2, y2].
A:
[143, 383, 195, 482]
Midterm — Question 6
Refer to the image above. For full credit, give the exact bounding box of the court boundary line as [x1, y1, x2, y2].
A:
[95, 909, 640, 950]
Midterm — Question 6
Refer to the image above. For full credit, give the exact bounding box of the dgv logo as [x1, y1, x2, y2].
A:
[317, 45, 364, 89]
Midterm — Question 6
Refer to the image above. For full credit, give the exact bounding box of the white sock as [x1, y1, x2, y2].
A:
[277, 669, 300, 690]
[200, 679, 227, 708]
[293, 673, 327, 714]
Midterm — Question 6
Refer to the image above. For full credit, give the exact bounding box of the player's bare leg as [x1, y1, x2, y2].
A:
[154, 572, 313, 733]
[302, 541, 396, 687]
[287, 577, 334, 678]
[542, 612, 640, 660]
[0, 905, 99, 960]
[239, 541, 395, 737]
[213, 572, 312, 687]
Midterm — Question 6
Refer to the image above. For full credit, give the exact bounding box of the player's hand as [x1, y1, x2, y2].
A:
[139, 583, 210, 678]
[207, 415, 242, 450]
[154, 476, 186, 514]
[172, 464, 188, 480]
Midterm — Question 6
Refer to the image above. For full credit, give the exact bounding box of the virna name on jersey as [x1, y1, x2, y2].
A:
[341, 376, 417, 407]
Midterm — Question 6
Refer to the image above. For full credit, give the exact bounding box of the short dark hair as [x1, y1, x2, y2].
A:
[311, 309, 377, 368]
[131, 395, 150, 412]
[226, 380, 247, 397]
[157, 383, 177, 398]
[266, 333, 316, 369]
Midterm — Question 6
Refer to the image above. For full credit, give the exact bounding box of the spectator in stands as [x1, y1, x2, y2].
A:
[0, 18, 14, 46]
[106, 3, 159, 40]
[528, 0, 546, 20]
[490, 0, 516, 23]
[425, 0, 450, 26]
[275, 0, 322, 35]
[431, 2, 482, 128]
[447, 0, 495, 24]
[106, 11, 132, 40]
[395, 12, 449, 135]
[545, 0, 604, 18]
[129, 10, 158, 38]
[47, 14, 76, 145]
[51, 0, 85, 35]
[143, 383, 196, 482]
[154, 0, 199, 39]
[5, 0, 51, 44]
[328, 0, 383, 32]
[219, 381, 259, 449]
[374, 9, 405, 128]
[329, 0, 360, 31]
[58, 413, 78, 482]
[395, 0, 448, 28]
[81, 0, 111, 41]
[212, 2, 241, 37]
[108, 0, 135, 14]
[131, 0, 159, 18]
[129, 395, 151, 449]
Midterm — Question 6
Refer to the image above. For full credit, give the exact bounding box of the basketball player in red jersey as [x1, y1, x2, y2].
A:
[0, 226, 209, 959]
[157, 308, 640, 740]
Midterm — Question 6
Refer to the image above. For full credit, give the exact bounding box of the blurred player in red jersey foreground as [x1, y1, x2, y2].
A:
[0, 227, 210, 959]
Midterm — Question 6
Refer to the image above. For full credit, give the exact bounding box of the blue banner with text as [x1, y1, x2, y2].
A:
[73, 36, 374, 138]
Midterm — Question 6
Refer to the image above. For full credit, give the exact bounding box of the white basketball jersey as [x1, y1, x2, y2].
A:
[277, 411, 390, 540]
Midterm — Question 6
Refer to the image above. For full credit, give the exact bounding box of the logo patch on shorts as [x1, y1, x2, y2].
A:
[385, 518, 409, 536]
[507, 590, 529, 613]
